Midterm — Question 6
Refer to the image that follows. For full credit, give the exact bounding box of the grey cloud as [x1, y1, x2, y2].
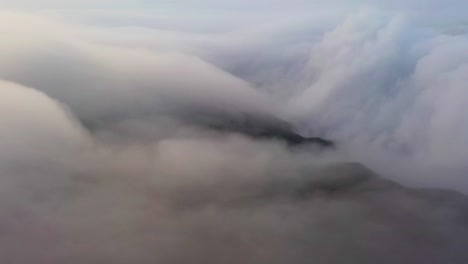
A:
[0, 3, 468, 264]
[0, 81, 467, 263]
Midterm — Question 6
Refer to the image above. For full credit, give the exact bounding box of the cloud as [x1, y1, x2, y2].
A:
[0, 80, 467, 263]
[0, 80, 88, 164]
[274, 8, 468, 190]
[0, 12, 279, 123]
[0, 3, 468, 264]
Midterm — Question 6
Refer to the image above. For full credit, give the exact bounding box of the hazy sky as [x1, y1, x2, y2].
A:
[2, 0, 466, 19]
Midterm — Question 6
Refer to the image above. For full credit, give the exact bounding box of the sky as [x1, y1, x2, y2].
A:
[1, 0, 468, 263]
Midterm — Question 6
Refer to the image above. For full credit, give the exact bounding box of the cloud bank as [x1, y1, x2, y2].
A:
[0, 2, 468, 263]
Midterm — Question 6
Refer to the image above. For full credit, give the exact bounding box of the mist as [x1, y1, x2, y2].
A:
[0, 1, 468, 263]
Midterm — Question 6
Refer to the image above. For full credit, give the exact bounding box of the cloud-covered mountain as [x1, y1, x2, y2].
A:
[0, 2, 468, 263]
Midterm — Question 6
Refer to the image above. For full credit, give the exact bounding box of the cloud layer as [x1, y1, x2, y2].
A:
[0, 2, 468, 263]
